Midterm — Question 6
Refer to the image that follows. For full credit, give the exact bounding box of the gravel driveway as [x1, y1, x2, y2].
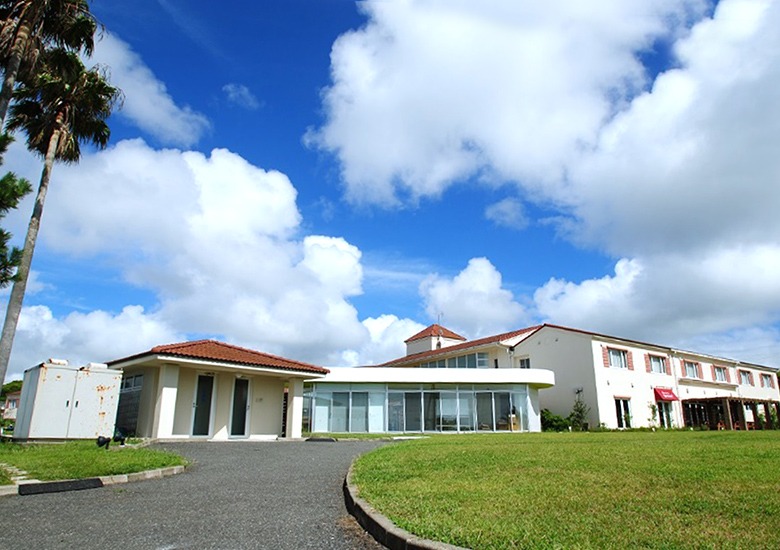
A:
[0, 440, 387, 550]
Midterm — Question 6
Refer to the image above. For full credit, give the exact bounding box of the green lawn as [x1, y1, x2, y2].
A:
[352, 431, 780, 550]
[0, 440, 186, 483]
[306, 432, 427, 440]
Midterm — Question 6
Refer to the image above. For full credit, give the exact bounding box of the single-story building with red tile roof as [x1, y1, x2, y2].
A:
[108, 340, 327, 440]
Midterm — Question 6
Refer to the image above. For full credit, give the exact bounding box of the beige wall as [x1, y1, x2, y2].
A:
[163, 368, 288, 439]
[249, 377, 286, 438]
[172, 368, 197, 436]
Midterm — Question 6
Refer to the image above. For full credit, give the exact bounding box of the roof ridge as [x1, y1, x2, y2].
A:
[404, 323, 466, 343]
[202, 339, 321, 370]
[152, 339, 214, 352]
[123, 339, 327, 374]
[380, 324, 544, 367]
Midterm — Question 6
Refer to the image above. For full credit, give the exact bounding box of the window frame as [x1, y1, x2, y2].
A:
[683, 360, 700, 379]
[738, 370, 754, 386]
[760, 373, 775, 389]
[649, 355, 667, 374]
[713, 366, 728, 383]
[608, 348, 628, 370]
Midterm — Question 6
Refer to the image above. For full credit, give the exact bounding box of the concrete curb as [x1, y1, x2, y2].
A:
[344, 464, 470, 550]
[1, 465, 186, 497]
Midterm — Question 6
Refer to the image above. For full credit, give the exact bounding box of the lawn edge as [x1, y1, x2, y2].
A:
[344, 462, 469, 550]
[0, 464, 186, 497]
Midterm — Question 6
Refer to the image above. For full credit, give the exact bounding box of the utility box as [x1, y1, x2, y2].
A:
[14, 361, 122, 440]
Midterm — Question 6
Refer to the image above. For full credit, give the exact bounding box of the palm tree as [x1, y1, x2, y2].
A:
[0, 0, 96, 127]
[0, 48, 120, 382]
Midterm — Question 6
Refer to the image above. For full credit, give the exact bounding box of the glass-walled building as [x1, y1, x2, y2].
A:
[303, 367, 555, 434]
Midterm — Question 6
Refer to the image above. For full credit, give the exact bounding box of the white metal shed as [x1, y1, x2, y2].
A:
[14, 361, 121, 440]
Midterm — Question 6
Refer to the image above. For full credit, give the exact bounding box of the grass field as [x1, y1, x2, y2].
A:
[0, 440, 186, 483]
[352, 431, 780, 550]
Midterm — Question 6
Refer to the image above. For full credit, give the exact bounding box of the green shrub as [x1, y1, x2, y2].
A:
[541, 408, 569, 432]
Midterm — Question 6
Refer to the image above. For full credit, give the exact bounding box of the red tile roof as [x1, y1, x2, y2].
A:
[109, 340, 328, 375]
[382, 325, 543, 367]
[404, 324, 466, 343]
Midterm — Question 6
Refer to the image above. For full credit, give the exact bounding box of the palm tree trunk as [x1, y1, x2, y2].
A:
[0, 122, 61, 382]
[0, 17, 33, 128]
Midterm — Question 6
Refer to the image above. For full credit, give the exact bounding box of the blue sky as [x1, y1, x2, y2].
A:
[3, 0, 780, 379]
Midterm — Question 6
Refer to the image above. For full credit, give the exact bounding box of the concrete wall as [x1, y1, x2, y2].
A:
[513, 327, 601, 428]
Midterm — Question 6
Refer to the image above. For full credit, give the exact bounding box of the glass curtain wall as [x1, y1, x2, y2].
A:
[305, 384, 530, 433]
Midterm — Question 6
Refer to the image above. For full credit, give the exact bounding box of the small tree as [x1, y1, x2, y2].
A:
[648, 403, 658, 427]
[0, 377, 20, 398]
[568, 398, 591, 431]
[0, 133, 31, 286]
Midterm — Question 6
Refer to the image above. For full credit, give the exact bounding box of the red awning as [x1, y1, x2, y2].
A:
[654, 388, 679, 401]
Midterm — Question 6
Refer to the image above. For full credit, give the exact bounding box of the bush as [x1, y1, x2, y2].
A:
[541, 409, 569, 432]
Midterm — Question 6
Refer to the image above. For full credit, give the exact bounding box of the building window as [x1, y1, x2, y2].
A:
[739, 370, 754, 386]
[649, 355, 667, 374]
[121, 374, 143, 392]
[684, 361, 700, 379]
[714, 366, 728, 382]
[657, 401, 673, 428]
[609, 349, 628, 369]
[311, 385, 528, 433]
[760, 373, 775, 389]
[615, 398, 631, 428]
[518, 357, 531, 369]
[421, 352, 489, 369]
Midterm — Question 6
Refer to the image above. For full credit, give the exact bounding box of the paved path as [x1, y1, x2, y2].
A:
[0, 440, 387, 550]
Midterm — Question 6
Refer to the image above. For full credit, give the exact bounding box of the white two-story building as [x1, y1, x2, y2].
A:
[104, 324, 779, 439]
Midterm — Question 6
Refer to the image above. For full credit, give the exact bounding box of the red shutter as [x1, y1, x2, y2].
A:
[627, 351, 634, 371]
[602, 346, 609, 368]
[711, 365, 717, 380]
[749, 372, 755, 386]
[771, 376, 776, 389]
[665, 357, 672, 376]
[696, 363, 702, 379]
[645, 354, 652, 373]
[725, 368, 731, 383]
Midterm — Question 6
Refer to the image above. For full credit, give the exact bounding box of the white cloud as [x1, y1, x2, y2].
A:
[485, 198, 529, 230]
[7, 305, 182, 380]
[310, 0, 705, 206]
[222, 83, 261, 110]
[680, 326, 780, 368]
[420, 258, 529, 338]
[534, 246, 780, 365]
[343, 315, 426, 366]
[92, 33, 210, 146]
[563, 0, 780, 257]
[0, 138, 425, 377]
[309, 0, 780, 364]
